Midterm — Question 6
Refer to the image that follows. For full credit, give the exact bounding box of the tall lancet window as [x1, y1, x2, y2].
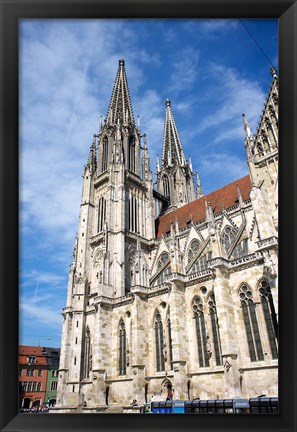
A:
[154, 252, 171, 286]
[193, 296, 209, 367]
[83, 327, 91, 379]
[102, 136, 108, 172]
[119, 319, 126, 375]
[208, 293, 222, 366]
[239, 284, 264, 362]
[167, 315, 173, 370]
[162, 175, 170, 198]
[129, 136, 136, 172]
[97, 197, 106, 232]
[259, 280, 278, 359]
[155, 311, 165, 372]
[221, 226, 236, 254]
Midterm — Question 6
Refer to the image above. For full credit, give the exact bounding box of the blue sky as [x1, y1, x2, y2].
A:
[19, 19, 278, 348]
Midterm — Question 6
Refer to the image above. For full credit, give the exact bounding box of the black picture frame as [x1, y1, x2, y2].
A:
[1, 1, 296, 431]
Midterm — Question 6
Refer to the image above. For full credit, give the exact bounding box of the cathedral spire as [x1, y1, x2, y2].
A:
[157, 99, 196, 209]
[106, 59, 134, 125]
[162, 99, 186, 167]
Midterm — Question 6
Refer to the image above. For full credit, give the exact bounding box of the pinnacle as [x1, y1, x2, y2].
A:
[162, 99, 186, 167]
[106, 59, 134, 125]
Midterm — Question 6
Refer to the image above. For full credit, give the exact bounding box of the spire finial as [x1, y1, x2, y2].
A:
[119, 59, 125, 67]
[270, 66, 277, 79]
[165, 98, 171, 107]
[242, 113, 253, 139]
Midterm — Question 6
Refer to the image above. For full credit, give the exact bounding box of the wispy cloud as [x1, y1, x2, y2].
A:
[168, 47, 199, 94]
[196, 64, 265, 141]
[20, 301, 63, 328]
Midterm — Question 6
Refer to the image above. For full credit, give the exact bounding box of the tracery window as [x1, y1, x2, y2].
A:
[208, 293, 222, 366]
[221, 226, 236, 253]
[97, 196, 106, 232]
[187, 239, 201, 262]
[119, 319, 126, 375]
[191, 252, 212, 274]
[259, 280, 278, 359]
[155, 312, 165, 372]
[128, 193, 138, 233]
[154, 252, 171, 286]
[239, 285, 264, 362]
[102, 136, 108, 172]
[232, 239, 248, 259]
[193, 297, 210, 367]
[163, 175, 170, 198]
[129, 136, 136, 172]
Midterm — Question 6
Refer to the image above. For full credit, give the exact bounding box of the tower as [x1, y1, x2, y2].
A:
[156, 99, 196, 210]
[57, 60, 155, 409]
[56, 62, 278, 412]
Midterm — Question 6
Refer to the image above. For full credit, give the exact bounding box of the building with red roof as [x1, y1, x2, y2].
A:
[55, 61, 278, 412]
[19, 345, 60, 410]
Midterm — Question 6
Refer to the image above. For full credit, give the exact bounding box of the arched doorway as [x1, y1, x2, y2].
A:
[22, 397, 31, 409]
[32, 399, 40, 409]
[161, 378, 173, 400]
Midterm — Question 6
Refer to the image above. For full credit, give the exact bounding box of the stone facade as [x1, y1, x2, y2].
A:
[55, 61, 278, 412]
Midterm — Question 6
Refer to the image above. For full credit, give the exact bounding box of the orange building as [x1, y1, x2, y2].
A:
[19, 345, 48, 409]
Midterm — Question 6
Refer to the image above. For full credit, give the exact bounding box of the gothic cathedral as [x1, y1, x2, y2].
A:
[56, 60, 278, 411]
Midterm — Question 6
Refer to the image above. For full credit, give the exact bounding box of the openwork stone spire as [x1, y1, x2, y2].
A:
[106, 59, 135, 125]
[162, 99, 186, 167]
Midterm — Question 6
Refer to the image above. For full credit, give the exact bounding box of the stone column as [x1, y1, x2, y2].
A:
[169, 275, 189, 399]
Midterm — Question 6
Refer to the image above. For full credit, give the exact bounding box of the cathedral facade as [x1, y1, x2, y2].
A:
[56, 60, 278, 411]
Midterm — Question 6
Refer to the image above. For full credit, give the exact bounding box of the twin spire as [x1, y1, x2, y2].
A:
[106, 59, 135, 125]
[162, 99, 187, 167]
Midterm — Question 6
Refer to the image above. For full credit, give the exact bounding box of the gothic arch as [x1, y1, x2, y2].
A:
[238, 283, 264, 362]
[162, 174, 170, 198]
[187, 238, 201, 265]
[154, 309, 165, 372]
[102, 135, 108, 172]
[192, 295, 210, 367]
[151, 251, 171, 287]
[257, 278, 278, 359]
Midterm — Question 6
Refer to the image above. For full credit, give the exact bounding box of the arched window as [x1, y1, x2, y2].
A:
[257, 142, 264, 157]
[259, 280, 278, 359]
[221, 226, 236, 254]
[129, 136, 135, 172]
[163, 175, 170, 198]
[193, 297, 209, 367]
[208, 293, 222, 366]
[83, 327, 91, 379]
[167, 315, 173, 369]
[154, 252, 171, 286]
[239, 285, 264, 362]
[102, 136, 108, 172]
[191, 252, 212, 274]
[155, 311, 165, 372]
[187, 239, 201, 262]
[119, 319, 126, 375]
[97, 197, 106, 232]
[232, 239, 248, 259]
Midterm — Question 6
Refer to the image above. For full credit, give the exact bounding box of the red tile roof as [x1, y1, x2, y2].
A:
[155, 175, 251, 239]
[19, 345, 48, 366]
